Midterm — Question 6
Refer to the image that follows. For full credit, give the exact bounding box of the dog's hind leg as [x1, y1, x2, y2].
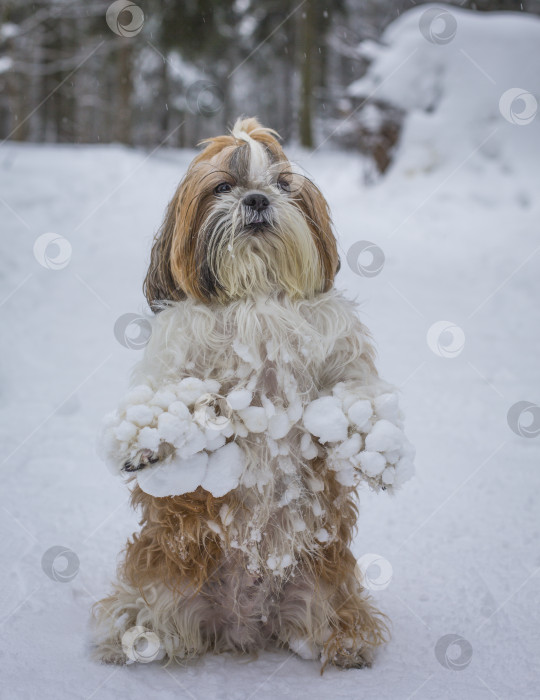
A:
[92, 485, 233, 665]
[92, 580, 211, 665]
[272, 547, 389, 670]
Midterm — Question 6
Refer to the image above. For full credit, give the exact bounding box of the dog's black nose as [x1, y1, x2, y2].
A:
[242, 192, 270, 212]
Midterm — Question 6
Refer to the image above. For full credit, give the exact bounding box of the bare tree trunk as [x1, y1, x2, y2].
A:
[116, 41, 133, 144]
[51, 21, 76, 143]
[280, 21, 295, 142]
[159, 55, 169, 144]
[5, 33, 30, 141]
[299, 0, 314, 148]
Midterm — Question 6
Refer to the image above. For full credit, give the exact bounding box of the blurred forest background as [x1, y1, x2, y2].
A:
[1, 0, 538, 159]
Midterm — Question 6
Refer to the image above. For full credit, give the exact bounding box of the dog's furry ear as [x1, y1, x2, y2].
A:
[143, 188, 187, 312]
[294, 177, 340, 292]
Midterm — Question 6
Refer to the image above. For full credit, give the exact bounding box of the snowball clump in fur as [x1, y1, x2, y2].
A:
[302, 383, 415, 491]
[99, 379, 247, 498]
[99, 375, 414, 498]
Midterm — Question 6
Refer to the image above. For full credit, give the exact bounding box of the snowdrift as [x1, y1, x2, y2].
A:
[349, 5, 540, 177]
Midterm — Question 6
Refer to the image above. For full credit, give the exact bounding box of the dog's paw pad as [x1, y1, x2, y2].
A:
[330, 648, 373, 670]
[123, 448, 159, 472]
[98, 649, 129, 665]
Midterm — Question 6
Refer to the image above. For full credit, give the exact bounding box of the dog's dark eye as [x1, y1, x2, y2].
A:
[277, 179, 291, 192]
[214, 182, 232, 195]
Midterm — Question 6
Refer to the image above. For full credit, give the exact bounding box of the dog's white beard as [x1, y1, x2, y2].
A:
[203, 201, 324, 300]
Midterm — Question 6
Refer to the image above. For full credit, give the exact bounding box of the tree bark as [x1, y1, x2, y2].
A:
[299, 0, 314, 148]
[116, 41, 133, 144]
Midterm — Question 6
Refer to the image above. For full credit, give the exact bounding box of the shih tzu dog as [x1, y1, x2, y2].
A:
[94, 117, 414, 671]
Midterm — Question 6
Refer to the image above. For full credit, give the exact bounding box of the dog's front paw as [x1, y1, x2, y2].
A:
[123, 448, 159, 472]
[123, 442, 174, 472]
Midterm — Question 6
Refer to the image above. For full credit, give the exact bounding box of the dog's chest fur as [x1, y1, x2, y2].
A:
[135, 291, 373, 577]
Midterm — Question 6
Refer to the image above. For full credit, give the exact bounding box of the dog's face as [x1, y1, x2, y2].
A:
[144, 117, 339, 308]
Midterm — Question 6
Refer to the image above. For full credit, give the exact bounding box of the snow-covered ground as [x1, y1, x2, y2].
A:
[1, 6, 540, 699]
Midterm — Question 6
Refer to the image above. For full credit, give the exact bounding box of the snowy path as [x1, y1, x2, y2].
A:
[1, 136, 539, 699]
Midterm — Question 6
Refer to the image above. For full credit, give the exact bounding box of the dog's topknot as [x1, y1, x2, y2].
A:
[196, 117, 281, 160]
[230, 116, 281, 144]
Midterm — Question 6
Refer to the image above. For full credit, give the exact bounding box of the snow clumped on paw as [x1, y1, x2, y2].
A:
[301, 386, 415, 492]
